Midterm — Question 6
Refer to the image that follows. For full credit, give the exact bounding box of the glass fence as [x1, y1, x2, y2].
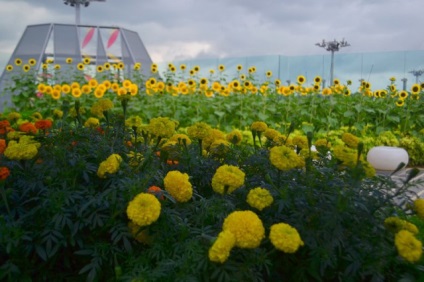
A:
[159, 50, 424, 92]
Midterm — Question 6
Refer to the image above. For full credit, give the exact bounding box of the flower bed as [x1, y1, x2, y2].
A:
[0, 59, 424, 281]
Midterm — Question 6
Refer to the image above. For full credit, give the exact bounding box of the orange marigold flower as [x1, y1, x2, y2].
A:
[0, 166, 10, 180]
[19, 122, 38, 134]
[0, 139, 6, 154]
[35, 119, 53, 130]
[0, 120, 11, 135]
[166, 159, 179, 165]
[147, 185, 165, 200]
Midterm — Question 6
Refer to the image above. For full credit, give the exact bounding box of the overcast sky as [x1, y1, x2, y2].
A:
[1, 0, 423, 72]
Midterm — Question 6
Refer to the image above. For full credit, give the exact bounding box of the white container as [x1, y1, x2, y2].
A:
[367, 146, 409, 171]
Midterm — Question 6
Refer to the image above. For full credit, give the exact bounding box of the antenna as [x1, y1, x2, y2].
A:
[63, 0, 106, 25]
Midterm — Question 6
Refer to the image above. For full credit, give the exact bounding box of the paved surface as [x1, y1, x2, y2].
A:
[383, 167, 424, 198]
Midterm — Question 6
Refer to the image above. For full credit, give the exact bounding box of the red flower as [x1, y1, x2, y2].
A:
[35, 119, 53, 130]
[0, 166, 10, 180]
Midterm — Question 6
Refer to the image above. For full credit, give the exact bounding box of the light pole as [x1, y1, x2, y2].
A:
[63, 0, 106, 25]
[408, 69, 424, 84]
[315, 39, 350, 85]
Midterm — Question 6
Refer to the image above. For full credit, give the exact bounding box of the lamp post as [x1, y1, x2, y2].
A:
[315, 39, 350, 86]
[63, 0, 106, 25]
[408, 69, 424, 84]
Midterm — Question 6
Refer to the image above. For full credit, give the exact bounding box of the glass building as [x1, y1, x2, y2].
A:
[0, 23, 153, 110]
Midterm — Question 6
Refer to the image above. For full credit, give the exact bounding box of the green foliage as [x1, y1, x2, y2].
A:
[1, 111, 423, 281]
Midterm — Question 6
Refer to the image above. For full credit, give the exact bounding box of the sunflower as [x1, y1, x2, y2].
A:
[72, 88, 82, 98]
[104, 62, 111, 70]
[179, 64, 186, 71]
[322, 87, 332, 96]
[399, 90, 408, 100]
[193, 65, 200, 72]
[266, 71, 273, 77]
[313, 76, 322, 84]
[343, 88, 351, 96]
[297, 75, 306, 85]
[66, 57, 73, 64]
[54, 64, 61, 70]
[396, 99, 404, 107]
[22, 64, 31, 72]
[411, 84, 421, 94]
[200, 78, 208, 85]
[83, 57, 91, 65]
[14, 58, 22, 66]
[218, 64, 225, 72]
[6, 65, 13, 72]
[236, 64, 243, 71]
[96, 65, 104, 73]
[118, 62, 124, 69]
[333, 78, 340, 85]
[28, 58, 36, 66]
[41, 63, 47, 70]
[51, 90, 61, 100]
[77, 63, 85, 71]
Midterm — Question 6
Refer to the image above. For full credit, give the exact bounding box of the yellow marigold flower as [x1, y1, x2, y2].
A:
[208, 230, 236, 263]
[384, 217, 419, 235]
[222, 210, 265, 248]
[148, 117, 177, 138]
[292, 135, 308, 150]
[269, 145, 305, 171]
[202, 128, 226, 150]
[84, 117, 100, 128]
[332, 145, 357, 167]
[361, 160, 376, 178]
[187, 122, 212, 140]
[125, 115, 143, 129]
[4, 140, 38, 160]
[395, 230, 423, 263]
[251, 121, 268, 133]
[7, 131, 24, 140]
[169, 133, 192, 145]
[97, 154, 122, 178]
[315, 138, 330, 149]
[269, 223, 304, 253]
[163, 170, 193, 202]
[126, 193, 161, 227]
[128, 221, 152, 245]
[7, 112, 21, 122]
[211, 165, 245, 194]
[342, 132, 359, 149]
[264, 128, 280, 141]
[272, 134, 293, 146]
[127, 151, 144, 167]
[209, 139, 230, 156]
[414, 199, 424, 219]
[246, 187, 274, 211]
[226, 129, 243, 145]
